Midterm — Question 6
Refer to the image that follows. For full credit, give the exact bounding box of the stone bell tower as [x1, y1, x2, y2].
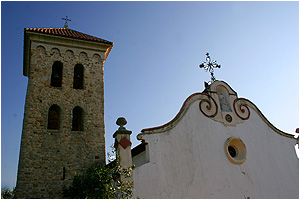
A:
[15, 27, 113, 198]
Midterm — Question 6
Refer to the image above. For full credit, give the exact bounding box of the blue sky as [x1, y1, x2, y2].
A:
[1, 1, 299, 189]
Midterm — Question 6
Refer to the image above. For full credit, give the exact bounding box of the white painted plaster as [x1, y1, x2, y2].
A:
[133, 98, 298, 198]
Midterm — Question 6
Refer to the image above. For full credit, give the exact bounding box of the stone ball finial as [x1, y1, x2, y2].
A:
[113, 117, 132, 138]
[116, 117, 127, 127]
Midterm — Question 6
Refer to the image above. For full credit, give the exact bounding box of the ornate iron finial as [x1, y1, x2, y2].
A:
[199, 52, 221, 82]
[62, 16, 71, 29]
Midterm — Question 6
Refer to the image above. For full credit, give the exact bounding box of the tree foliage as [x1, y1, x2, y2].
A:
[63, 150, 135, 199]
[1, 188, 15, 199]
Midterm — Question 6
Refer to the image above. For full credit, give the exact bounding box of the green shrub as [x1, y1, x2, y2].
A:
[1, 188, 15, 199]
[63, 150, 135, 199]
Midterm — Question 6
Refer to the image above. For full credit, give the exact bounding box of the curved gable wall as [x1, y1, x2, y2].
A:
[133, 81, 298, 198]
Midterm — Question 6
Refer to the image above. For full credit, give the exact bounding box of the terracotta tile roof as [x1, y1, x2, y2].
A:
[25, 28, 113, 45]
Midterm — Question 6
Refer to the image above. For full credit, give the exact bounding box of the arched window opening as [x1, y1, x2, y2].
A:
[48, 105, 61, 130]
[51, 61, 63, 87]
[73, 64, 84, 89]
[72, 106, 83, 131]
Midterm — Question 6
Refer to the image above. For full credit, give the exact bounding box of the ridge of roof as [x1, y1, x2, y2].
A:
[25, 27, 113, 45]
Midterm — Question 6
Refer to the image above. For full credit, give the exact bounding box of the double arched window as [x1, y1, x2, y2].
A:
[47, 106, 84, 131]
[73, 64, 84, 89]
[47, 105, 61, 130]
[51, 61, 63, 87]
[50, 62, 84, 89]
[72, 106, 84, 131]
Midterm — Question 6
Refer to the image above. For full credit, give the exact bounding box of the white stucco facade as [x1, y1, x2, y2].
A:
[132, 81, 298, 199]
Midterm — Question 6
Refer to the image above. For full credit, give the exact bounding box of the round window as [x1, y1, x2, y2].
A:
[228, 146, 237, 157]
[224, 137, 246, 165]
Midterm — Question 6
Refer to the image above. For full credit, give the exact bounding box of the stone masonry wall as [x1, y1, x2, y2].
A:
[16, 41, 107, 198]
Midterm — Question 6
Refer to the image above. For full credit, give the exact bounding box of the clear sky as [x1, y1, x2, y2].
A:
[1, 1, 299, 189]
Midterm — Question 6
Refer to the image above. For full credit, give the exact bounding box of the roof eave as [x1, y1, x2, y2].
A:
[23, 29, 114, 74]
[24, 28, 113, 45]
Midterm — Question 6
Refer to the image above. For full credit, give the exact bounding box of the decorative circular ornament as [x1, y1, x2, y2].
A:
[233, 99, 250, 120]
[224, 137, 247, 165]
[225, 114, 232, 122]
[199, 96, 218, 118]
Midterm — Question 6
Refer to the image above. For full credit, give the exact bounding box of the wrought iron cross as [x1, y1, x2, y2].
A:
[62, 16, 71, 28]
[199, 52, 221, 82]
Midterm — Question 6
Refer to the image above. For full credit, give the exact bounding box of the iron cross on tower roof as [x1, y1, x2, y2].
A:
[62, 16, 71, 29]
[199, 53, 221, 83]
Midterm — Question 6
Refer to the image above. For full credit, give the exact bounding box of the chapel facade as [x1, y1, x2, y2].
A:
[15, 27, 113, 198]
[128, 80, 299, 198]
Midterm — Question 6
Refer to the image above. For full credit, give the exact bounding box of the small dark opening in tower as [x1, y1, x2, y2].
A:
[62, 167, 65, 180]
[72, 106, 83, 131]
[48, 105, 60, 130]
[51, 61, 63, 87]
[228, 146, 237, 158]
[73, 64, 84, 89]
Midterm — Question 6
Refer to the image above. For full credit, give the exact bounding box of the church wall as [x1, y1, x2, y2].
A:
[133, 100, 298, 198]
[16, 36, 108, 198]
